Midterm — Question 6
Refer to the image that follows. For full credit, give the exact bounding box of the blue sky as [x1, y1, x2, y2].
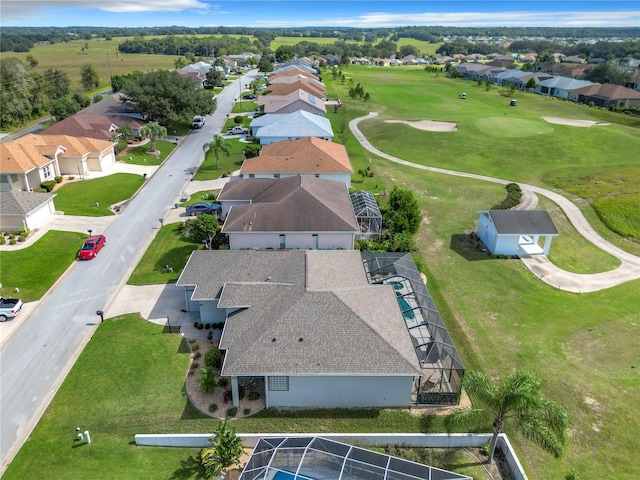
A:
[2, 1, 639, 28]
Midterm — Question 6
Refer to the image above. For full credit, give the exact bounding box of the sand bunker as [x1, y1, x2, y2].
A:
[541, 116, 610, 128]
[385, 119, 457, 132]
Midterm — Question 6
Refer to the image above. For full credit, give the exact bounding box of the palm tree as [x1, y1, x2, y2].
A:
[445, 370, 568, 464]
[139, 121, 167, 153]
[202, 134, 231, 169]
[114, 124, 132, 141]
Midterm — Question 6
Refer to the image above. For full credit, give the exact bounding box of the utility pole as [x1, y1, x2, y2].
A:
[107, 51, 113, 81]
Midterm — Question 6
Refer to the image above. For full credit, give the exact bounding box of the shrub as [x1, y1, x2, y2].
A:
[226, 407, 238, 418]
[8, 234, 15, 240]
[218, 377, 229, 387]
[223, 387, 232, 403]
[18, 236, 25, 242]
[18, 227, 30, 236]
[248, 390, 260, 401]
[35, 188, 47, 193]
[54, 176, 63, 183]
[192, 342, 200, 351]
[204, 323, 211, 330]
[238, 384, 246, 400]
[9, 239, 16, 245]
[205, 347, 223, 369]
[209, 403, 218, 413]
[191, 362, 199, 370]
[243, 408, 251, 415]
[199, 367, 217, 394]
[193, 351, 201, 359]
[40, 180, 57, 192]
[0, 237, 5, 245]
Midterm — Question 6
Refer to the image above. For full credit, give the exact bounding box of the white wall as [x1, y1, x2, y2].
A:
[228, 232, 354, 250]
[266, 375, 413, 408]
[239, 172, 351, 187]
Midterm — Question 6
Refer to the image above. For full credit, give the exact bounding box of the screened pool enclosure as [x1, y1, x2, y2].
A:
[350, 190, 382, 239]
[239, 436, 472, 480]
[362, 253, 465, 405]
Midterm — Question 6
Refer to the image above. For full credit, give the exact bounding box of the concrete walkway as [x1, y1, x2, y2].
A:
[350, 112, 640, 293]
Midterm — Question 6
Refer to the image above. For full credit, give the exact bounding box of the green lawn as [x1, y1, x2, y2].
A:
[52, 173, 144, 216]
[118, 139, 177, 166]
[194, 137, 248, 180]
[127, 222, 202, 285]
[0, 231, 86, 302]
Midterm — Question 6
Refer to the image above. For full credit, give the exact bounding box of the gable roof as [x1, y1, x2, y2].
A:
[178, 249, 422, 377]
[263, 81, 325, 98]
[219, 175, 358, 233]
[0, 190, 56, 215]
[40, 112, 144, 140]
[569, 83, 640, 100]
[484, 210, 559, 235]
[240, 136, 352, 174]
[270, 67, 319, 81]
[537, 77, 595, 90]
[258, 89, 326, 114]
[268, 74, 325, 90]
[250, 111, 333, 140]
[1, 134, 115, 174]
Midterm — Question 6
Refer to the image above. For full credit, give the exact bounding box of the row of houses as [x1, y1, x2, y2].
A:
[454, 61, 640, 107]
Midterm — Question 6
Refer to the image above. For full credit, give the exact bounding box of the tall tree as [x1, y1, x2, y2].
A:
[446, 370, 568, 464]
[114, 124, 132, 141]
[202, 134, 230, 169]
[80, 63, 99, 91]
[384, 186, 421, 235]
[200, 421, 243, 477]
[257, 55, 273, 73]
[139, 121, 167, 152]
[120, 70, 217, 125]
[42, 68, 71, 100]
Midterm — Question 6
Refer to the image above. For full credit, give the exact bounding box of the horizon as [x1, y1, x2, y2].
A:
[2, 1, 639, 29]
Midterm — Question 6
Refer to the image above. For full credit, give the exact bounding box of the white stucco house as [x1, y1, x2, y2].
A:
[0, 190, 57, 231]
[218, 175, 358, 250]
[249, 111, 333, 145]
[176, 249, 423, 408]
[477, 210, 559, 256]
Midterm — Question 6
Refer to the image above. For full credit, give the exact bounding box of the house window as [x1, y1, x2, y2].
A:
[312, 234, 318, 250]
[279, 234, 285, 249]
[273, 174, 280, 178]
[314, 174, 320, 178]
[249, 174, 255, 178]
[42, 164, 52, 179]
[268, 376, 289, 391]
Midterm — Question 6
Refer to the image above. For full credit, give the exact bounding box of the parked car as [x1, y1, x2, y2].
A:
[226, 126, 249, 135]
[185, 202, 221, 216]
[242, 93, 256, 100]
[78, 235, 106, 260]
[192, 116, 205, 128]
[0, 296, 23, 322]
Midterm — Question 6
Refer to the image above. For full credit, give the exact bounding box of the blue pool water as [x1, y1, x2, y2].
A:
[396, 291, 415, 320]
[273, 472, 313, 480]
[390, 281, 404, 291]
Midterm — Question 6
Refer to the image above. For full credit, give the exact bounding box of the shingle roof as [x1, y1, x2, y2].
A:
[263, 81, 325, 98]
[40, 112, 143, 140]
[1, 134, 114, 174]
[219, 175, 358, 233]
[270, 67, 319, 81]
[250, 111, 333, 140]
[0, 190, 56, 215]
[570, 83, 640, 100]
[240, 137, 352, 174]
[178, 249, 422, 376]
[258, 89, 326, 114]
[486, 210, 559, 235]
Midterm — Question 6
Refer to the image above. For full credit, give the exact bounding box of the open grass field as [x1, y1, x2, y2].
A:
[52, 173, 144, 216]
[7, 37, 177, 92]
[0, 231, 86, 302]
[270, 36, 441, 57]
[321, 65, 640, 479]
[127, 222, 202, 285]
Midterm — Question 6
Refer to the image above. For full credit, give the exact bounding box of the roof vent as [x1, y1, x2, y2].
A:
[298, 337, 304, 342]
[266, 276, 271, 281]
[272, 338, 277, 342]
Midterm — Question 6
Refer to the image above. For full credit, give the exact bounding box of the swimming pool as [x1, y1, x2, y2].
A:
[396, 291, 415, 320]
[273, 471, 313, 480]
[389, 281, 404, 291]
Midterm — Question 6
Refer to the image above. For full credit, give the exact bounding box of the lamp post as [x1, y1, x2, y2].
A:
[87, 229, 92, 237]
[158, 218, 164, 228]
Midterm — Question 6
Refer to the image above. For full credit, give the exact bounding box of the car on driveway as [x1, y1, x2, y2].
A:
[242, 93, 256, 100]
[78, 235, 106, 260]
[185, 202, 221, 216]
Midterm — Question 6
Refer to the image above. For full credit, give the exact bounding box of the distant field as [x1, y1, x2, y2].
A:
[7, 37, 178, 91]
[271, 36, 442, 56]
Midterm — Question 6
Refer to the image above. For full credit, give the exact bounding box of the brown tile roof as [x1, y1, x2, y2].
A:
[263, 81, 325, 98]
[241, 137, 352, 174]
[268, 75, 325, 90]
[177, 249, 422, 376]
[40, 112, 144, 140]
[269, 68, 319, 82]
[570, 83, 640, 99]
[0, 134, 115, 174]
[257, 88, 326, 114]
[219, 175, 358, 233]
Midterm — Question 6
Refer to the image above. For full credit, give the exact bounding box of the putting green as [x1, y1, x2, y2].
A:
[475, 116, 555, 137]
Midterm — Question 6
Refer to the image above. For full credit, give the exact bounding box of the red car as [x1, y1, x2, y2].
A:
[78, 235, 106, 260]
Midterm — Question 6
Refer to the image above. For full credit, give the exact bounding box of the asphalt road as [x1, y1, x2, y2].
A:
[0, 70, 257, 471]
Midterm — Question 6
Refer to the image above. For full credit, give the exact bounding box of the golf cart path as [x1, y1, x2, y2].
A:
[350, 112, 640, 293]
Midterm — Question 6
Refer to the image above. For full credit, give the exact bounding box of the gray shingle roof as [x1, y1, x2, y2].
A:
[250, 111, 333, 139]
[487, 210, 559, 235]
[220, 175, 358, 233]
[178, 250, 422, 377]
[0, 191, 56, 215]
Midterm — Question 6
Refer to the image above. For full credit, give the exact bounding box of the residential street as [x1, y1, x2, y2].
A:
[0, 71, 257, 472]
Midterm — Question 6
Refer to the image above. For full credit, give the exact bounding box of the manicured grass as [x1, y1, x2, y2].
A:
[117, 139, 177, 166]
[5, 37, 176, 92]
[180, 190, 218, 206]
[52, 173, 144, 216]
[193, 137, 248, 180]
[232, 101, 258, 114]
[127, 223, 202, 285]
[0, 231, 86, 302]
